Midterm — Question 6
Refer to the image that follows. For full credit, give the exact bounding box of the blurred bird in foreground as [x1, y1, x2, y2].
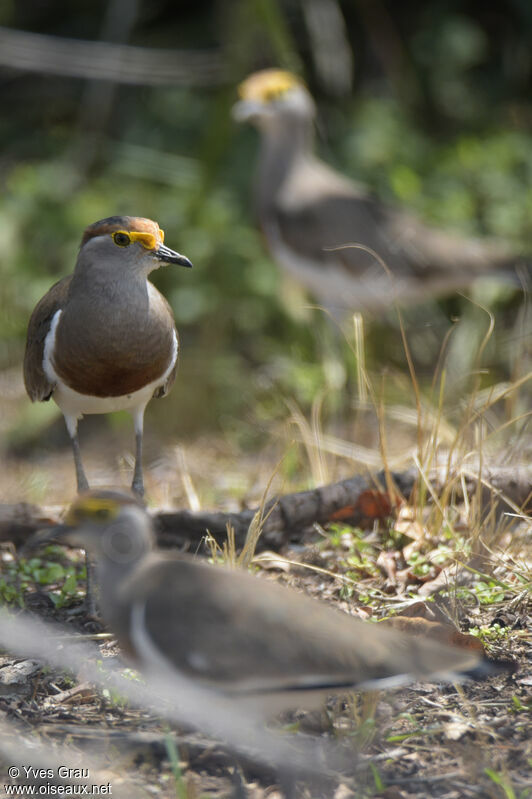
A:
[27, 491, 509, 716]
[233, 69, 527, 315]
[23, 216, 192, 498]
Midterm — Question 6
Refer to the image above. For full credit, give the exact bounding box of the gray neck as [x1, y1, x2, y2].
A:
[70, 247, 150, 299]
[97, 556, 135, 601]
[68, 253, 150, 317]
[95, 556, 138, 641]
[94, 510, 154, 630]
[255, 114, 315, 217]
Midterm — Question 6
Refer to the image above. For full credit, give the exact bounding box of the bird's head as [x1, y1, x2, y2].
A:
[233, 69, 315, 129]
[24, 491, 155, 566]
[75, 216, 193, 279]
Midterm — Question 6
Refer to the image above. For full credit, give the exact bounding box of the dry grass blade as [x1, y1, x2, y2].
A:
[206, 451, 287, 569]
[175, 446, 201, 511]
[444, 298, 495, 480]
[237, 451, 288, 569]
[205, 523, 238, 566]
[352, 312, 368, 403]
[252, 551, 387, 598]
[285, 396, 328, 485]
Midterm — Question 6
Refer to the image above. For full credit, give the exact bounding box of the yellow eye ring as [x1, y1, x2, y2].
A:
[65, 497, 119, 525]
[113, 231, 131, 247]
[263, 87, 285, 102]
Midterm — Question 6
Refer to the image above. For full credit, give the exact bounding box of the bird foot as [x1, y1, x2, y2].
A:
[76, 476, 90, 494]
[131, 479, 145, 500]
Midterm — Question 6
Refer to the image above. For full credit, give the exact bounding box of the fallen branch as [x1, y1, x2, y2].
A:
[156, 469, 415, 551]
[1, 465, 530, 553]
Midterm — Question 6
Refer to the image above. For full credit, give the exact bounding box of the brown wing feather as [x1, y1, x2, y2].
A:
[23, 276, 72, 402]
[270, 157, 518, 284]
[274, 190, 516, 283]
[125, 555, 482, 690]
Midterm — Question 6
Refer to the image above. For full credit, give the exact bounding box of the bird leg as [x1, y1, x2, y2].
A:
[84, 553, 99, 618]
[70, 438, 99, 615]
[65, 417, 89, 493]
[71, 435, 89, 493]
[64, 415, 98, 616]
[131, 409, 145, 498]
[69, 432, 97, 616]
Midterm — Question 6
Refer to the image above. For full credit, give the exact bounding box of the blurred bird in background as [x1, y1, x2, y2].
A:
[233, 69, 528, 317]
[26, 491, 510, 717]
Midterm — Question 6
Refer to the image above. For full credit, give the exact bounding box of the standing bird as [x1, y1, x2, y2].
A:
[26, 491, 509, 713]
[233, 69, 522, 314]
[23, 216, 192, 497]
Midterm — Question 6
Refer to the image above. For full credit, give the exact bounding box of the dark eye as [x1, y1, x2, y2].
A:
[113, 232, 130, 247]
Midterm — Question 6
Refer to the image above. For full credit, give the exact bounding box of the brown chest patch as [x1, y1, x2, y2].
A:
[54, 347, 174, 397]
[52, 290, 176, 398]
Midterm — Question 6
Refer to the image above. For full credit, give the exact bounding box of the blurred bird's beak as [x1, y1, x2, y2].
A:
[232, 99, 264, 123]
[21, 524, 75, 557]
[154, 245, 193, 268]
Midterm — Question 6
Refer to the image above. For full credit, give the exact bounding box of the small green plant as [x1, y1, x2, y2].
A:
[101, 687, 129, 709]
[13, 550, 86, 609]
[0, 551, 83, 607]
[469, 623, 510, 643]
[99, 665, 141, 710]
[324, 523, 382, 581]
[470, 580, 507, 605]
[405, 551, 433, 578]
[164, 733, 210, 799]
[48, 568, 83, 609]
[96, 660, 144, 709]
[325, 523, 369, 549]
[484, 768, 529, 799]
[368, 762, 385, 794]
[0, 576, 24, 606]
[511, 695, 532, 713]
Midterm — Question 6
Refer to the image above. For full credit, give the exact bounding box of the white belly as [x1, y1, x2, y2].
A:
[52, 377, 168, 417]
[43, 309, 177, 434]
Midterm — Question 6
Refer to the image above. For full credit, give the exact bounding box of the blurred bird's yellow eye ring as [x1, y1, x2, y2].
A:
[263, 86, 286, 102]
[113, 231, 131, 247]
[65, 497, 120, 525]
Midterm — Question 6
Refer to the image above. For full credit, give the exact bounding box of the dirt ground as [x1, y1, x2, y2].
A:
[0, 437, 530, 799]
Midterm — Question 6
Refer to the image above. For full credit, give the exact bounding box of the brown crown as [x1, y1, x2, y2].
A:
[80, 216, 162, 247]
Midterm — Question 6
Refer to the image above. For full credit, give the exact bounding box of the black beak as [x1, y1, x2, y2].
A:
[21, 524, 74, 558]
[154, 244, 193, 268]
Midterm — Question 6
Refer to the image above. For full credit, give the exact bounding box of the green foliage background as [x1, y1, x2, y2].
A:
[1, 0, 531, 450]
